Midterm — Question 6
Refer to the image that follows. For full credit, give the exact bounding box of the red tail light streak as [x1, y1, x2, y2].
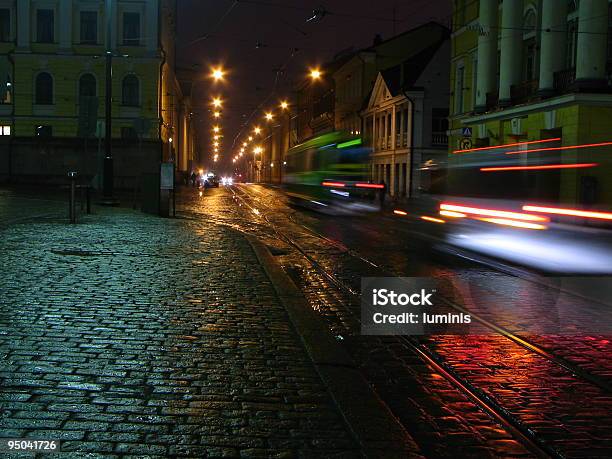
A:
[452, 138, 560, 154]
[522, 205, 612, 221]
[440, 203, 548, 222]
[480, 163, 598, 172]
[322, 181, 345, 187]
[355, 183, 385, 189]
[505, 140, 612, 155]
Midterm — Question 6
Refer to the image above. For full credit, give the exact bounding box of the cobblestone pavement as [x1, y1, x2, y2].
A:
[0, 188, 360, 457]
[216, 184, 612, 458]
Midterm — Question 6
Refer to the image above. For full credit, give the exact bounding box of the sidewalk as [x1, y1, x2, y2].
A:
[0, 197, 359, 457]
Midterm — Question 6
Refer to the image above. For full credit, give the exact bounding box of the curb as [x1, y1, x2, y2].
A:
[246, 235, 423, 459]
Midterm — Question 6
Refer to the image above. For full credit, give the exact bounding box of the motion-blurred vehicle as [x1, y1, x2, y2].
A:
[396, 138, 612, 274]
[202, 172, 219, 188]
[283, 131, 382, 214]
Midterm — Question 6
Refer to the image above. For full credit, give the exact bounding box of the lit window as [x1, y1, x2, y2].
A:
[0, 125, 11, 136]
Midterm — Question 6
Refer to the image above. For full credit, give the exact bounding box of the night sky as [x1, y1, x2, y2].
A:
[177, 0, 452, 170]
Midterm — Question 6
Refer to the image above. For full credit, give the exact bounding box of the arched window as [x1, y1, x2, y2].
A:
[35, 72, 53, 105]
[78, 73, 96, 99]
[122, 74, 139, 107]
[522, 8, 538, 81]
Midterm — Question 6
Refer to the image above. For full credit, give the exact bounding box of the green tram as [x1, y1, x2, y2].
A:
[283, 131, 382, 212]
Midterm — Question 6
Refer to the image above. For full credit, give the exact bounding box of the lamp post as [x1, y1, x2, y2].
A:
[103, 0, 114, 202]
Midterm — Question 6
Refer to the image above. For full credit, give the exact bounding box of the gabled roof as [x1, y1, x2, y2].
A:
[364, 36, 446, 111]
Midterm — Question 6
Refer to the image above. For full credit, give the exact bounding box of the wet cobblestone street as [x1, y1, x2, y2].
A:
[0, 189, 360, 457]
[2, 184, 612, 458]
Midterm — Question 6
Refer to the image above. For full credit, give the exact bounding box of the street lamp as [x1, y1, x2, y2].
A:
[212, 97, 222, 108]
[309, 68, 322, 80]
[210, 66, 225, 82]
[280, 100, 289, 110]
[253, 126, 261, 135]
[213, 126, 220, 133]
[265, 112, 274, 121]
[213, 111, 221, 118]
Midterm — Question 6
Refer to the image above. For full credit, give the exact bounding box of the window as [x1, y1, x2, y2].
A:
[455, 65, 465, 114]
[0, 125, 11, 136]
[80, 11, 97, 44]
[0, 8, 10, 42]
[35, 125, 52, 137]
[123, 12, 140, 45]
[122, 74, 139, 106]
[36, 9, 54, 43]
[35, 72, 53, 105]
[522, 9, 538, 81]
[79, 74, 96, 100]
[566, 18, 578, 68]
[431, 108, 449, 132]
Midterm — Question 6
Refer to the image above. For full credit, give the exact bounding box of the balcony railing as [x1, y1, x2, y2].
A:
[431, 131, 448, 146]
[510, 79, 539, 105]
[553, 67, 576, 94]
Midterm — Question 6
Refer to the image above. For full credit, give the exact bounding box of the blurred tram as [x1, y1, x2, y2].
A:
[283, 131, 382, 214]
[402, 137, 612, 274]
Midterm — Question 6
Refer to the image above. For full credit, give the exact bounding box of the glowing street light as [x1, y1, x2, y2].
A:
[253, 126, 261, 135]
[212, 97, 222, 107]
[243, 142, 248, 147]
[248, 136, 253, 141]
[213, 111, 221, 118]
[254, 146, 263, 154]
[280, 100, 289, 110]
[210, 66, 225, 81]
[213, 126, 220, 133]
[213, 141, 219, 147]
[265, 112, 274, 121]
[309, 68, 322, 80]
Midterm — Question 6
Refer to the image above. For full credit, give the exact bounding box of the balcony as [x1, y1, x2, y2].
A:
[553, 67, 576, 95]
[431, 131, 448, 146]
[510, 79, 539, 105]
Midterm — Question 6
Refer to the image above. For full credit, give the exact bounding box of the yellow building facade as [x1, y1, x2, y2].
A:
[449, 0, 612, 206]
[0, 0, 195, 185]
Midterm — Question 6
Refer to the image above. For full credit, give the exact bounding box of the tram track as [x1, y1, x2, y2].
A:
[235, 185, 612, 392]
[228, 184, 612, 459]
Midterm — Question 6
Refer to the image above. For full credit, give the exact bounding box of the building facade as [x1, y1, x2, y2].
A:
[0, 0, 195, 187]
[362, 33, 451, 198]
[450, 0, 612, 206]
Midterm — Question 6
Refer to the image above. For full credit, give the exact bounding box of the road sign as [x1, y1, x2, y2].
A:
[160, 163, 174, 190]
[459, 138, 472, 150]
[461, 127, 472, 137]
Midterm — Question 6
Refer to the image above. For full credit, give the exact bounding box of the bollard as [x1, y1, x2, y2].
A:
[68, 171, 77, 223]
